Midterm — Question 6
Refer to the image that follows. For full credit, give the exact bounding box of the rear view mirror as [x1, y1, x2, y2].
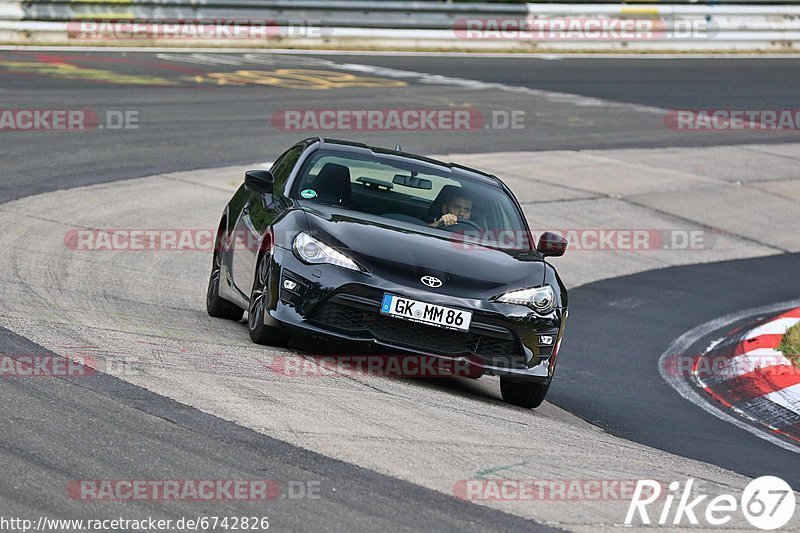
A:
[393, 174, 432, 190]
[537, 232, 568, 257]
[244, 170, 275, 194]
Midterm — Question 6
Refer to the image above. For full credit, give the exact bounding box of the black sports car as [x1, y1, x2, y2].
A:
[207, 138, 568, 408]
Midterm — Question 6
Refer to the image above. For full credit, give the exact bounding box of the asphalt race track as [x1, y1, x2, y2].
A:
[2, 50, 800, 202]
[1, 49, 799, 530]
[0, 328, 551, 532]
[551, 253, 800, 487]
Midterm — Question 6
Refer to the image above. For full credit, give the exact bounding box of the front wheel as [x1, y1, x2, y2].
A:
[248, 253, 290, 346]
[207, 229, 244, 321]
[500, 377, 549, 408]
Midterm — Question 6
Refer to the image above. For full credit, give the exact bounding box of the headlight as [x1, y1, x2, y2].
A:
[293, 232, 359, 272]
[496, 285, 555, 314]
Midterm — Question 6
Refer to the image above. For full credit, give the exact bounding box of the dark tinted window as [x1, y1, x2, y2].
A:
[270, 145, 303, 196]
[292, 150, 530, 249]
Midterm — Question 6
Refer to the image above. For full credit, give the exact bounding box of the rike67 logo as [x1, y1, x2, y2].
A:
[626, 476, 796, 530]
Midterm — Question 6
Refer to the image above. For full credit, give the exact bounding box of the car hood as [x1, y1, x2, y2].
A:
[300, 203, 545, 296]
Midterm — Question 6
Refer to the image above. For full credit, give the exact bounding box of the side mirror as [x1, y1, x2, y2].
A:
[244, 170, 275, 194]
[537, 231, 568, 257]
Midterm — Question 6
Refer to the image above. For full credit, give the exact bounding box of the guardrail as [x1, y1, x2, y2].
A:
[13, 0, 530, 29]
[1, 0, 799, 51]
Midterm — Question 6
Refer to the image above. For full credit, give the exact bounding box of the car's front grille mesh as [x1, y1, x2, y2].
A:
[309, 301, 523, 362]
[474, 334, 520, 359]
[311, 301, 365, 330]
[368, 314, 474, 355]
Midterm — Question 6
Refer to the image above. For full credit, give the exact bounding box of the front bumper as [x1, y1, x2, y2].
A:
[263, 246, 567, 383]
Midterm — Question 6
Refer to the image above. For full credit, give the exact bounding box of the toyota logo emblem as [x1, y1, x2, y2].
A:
[421, 276, 443, 288]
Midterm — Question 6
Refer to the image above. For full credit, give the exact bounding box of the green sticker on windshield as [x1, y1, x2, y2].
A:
[301, 189, 317, 199]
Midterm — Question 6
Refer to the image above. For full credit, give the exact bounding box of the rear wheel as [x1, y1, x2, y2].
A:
[248, 253, 290, 346]
[500, 378, 549, 408]
[206, 228, 244, 321]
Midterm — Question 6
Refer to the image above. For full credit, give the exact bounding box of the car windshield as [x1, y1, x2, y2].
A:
[292, 150, 531, 250]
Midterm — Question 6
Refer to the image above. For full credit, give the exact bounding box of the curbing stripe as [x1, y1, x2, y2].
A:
[706, 348, 786, 381]
[765, 383, 800, 416]
[693, 307, 800, 444]
[745, 317, 800, 339]
[723, 365, 800, 403]
[733, 333, 784, 356]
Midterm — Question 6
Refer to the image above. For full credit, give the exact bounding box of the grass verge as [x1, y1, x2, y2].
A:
[778, 323, 800, 367]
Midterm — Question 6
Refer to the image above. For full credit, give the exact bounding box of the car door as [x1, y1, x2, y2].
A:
[231, 145, 304, 295]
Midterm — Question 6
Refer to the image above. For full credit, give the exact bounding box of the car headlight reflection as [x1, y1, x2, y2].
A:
[497, 285, 555, 314]
[293, 232, 359, 272]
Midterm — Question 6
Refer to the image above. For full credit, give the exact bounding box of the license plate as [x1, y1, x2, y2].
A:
[380, 294, 472, 332]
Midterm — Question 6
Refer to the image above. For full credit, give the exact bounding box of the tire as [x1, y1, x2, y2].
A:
[248, 252, 290, 346]
[500, 377, 550, 408]
[207, 228, 244, 321]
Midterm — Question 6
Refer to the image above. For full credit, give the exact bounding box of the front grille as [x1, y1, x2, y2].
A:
[475, 334, 520, 359]
[311, 301, 365, 330]
[309, 300, 523, 363]
[368, 313, 474, 355]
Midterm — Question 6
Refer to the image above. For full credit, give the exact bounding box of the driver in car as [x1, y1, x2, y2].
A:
[431, 193, 473, 227]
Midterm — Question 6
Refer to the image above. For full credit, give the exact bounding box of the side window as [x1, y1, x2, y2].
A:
[270, 145, 303, 197]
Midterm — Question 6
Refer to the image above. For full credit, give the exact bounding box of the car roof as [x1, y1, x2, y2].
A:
[300, 137, 503, 188]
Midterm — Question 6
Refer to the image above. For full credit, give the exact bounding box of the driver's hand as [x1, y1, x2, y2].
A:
[436, 213, 458, 227]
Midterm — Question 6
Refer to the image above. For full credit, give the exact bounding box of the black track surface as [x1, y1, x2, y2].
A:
[2, 50, 799, 525]
[1, 51, 799, 203]
[552, 253, 800, 489]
